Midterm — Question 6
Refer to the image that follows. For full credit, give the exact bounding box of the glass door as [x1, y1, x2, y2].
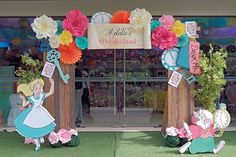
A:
[117, 49, 168, 127]
[75, 49, 167, 127]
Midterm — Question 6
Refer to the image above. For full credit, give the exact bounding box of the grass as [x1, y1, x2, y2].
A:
[0, 131, 236, 157]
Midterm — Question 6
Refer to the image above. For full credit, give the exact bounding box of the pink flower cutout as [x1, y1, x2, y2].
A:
[24, 138, 35, 144]
[62, 9, 88, 37]
[57, 129, 72, 144]
[151, 26, 178, 50]
[159, 15, 175, 30]
[48, 132, 59, 144]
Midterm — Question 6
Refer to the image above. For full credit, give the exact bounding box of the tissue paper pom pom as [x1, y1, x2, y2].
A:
[159, 15, 175, 30]
[31, 15, 57, 39]
[171, 20, 186, 37]
[75, 37, 88, 50]
[62, 9, 88, 37]
[58, 41, 82, 65]
[110, 10, 130, 23]
[129, 8, 152, 30]
[152, 26, 178, 50]
[59, 30, 73, 45]
[151, 19, 161, 31]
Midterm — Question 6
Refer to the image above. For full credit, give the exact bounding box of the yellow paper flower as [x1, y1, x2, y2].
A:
[59, 30, 73, 45]
[171, 20, 185, 37]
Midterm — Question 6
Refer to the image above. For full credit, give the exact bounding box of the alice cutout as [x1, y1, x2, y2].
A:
[15, 78, 56, 151]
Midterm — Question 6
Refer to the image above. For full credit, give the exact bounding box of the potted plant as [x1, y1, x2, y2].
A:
[195, 45, 227, 112]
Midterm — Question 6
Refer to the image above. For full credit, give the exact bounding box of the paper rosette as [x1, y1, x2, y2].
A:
[110, 10, 130, 23]
[58, 41, 82, 65]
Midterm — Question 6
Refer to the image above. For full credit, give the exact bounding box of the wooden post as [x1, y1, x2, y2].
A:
[43, 54, 75, 130]
[162, 70, 194, 131]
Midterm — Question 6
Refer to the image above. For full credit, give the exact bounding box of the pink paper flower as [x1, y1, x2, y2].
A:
[48, 132, 59, 144]
[57, 129, 72, 144]
[166, 127, 179, 136]
[24, 138, 35, 144]
[159, 15, 175, 30]
[151, 26, 178, 50]
[62, 9, 88, 37]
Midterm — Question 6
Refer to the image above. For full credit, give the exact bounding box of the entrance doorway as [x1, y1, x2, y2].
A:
[75, 49, 167, 127]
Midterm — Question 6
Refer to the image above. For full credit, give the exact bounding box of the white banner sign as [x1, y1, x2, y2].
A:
[88, 23, 151, 49]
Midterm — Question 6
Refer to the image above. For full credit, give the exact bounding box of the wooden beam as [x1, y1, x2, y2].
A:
[43, 54, 75, 130]
[162, 70, 194, 131]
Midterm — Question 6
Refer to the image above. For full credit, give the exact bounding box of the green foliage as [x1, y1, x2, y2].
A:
[15, 54, 43, 84]
[195, 46, 227, 112]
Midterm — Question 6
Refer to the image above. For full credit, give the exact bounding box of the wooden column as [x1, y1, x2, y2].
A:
[162, 70, 194, 131]
[43, 54, 75, 130]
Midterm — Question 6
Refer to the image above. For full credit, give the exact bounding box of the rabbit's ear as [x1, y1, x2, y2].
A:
[193, 111, 200, 118]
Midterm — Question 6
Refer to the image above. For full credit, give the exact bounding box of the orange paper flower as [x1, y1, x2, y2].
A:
[110, 10, 130, 23]
[58, 41, 82, 65]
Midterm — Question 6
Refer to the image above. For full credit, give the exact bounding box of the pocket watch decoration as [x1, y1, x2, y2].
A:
[161, 47, 180, 71]
[91, 12, 112, 23]
[214, 103, 231, 129]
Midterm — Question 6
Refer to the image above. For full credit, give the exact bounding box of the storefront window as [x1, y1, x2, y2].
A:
[1, 17, 236, 127]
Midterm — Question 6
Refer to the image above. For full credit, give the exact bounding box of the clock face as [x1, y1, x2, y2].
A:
[214, 109, 231, 129]
[161, 47, 180, 71]
[91, 12, 112, 24]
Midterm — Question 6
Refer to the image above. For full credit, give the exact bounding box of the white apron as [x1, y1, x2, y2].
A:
[23, 93, 55, 128]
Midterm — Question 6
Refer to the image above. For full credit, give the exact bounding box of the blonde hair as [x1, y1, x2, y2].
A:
[17, 79, 44, 97]
[29, 79, 44, 90]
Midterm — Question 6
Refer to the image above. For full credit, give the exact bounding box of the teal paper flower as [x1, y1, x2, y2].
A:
[75, 37, 88, 50]
[176, 34, 189, 47]
[150, 20, 161, 31]
[56, 20, 64, 35]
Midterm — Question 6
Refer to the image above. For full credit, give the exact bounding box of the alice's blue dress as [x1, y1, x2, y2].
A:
[15, 93, 56, 138]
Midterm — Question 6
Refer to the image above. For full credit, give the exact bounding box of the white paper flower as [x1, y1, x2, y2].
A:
[70, 129, 78, 136]
[49, 34, 60, 48]
[31, 15, 58, 39]
[129, 8, 152, 30]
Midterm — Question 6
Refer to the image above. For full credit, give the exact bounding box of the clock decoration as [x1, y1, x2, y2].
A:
[91, 12, 112, 24]
[161, 47, 180, 71]
[213, 103, 231, 136]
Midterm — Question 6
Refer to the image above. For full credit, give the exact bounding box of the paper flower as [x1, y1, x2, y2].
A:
[49, 34, 60, 48]
[70, 129, 78, 136]
[24, 138, 35, 144]
[110, 10, 130, 23]
[171, 20, 185, 37]
[151, 19, 161, 31]
[48, 132, 59, 144]
[129, 8, 152, 30]
[59, 30, 73, 45]
[75, 37, 88, 50]
[159, 15, 175, 30]
[176, 34, 189, 47]
[57, 129, 72, 144]
[56, 20, 64, 35]
[58, 41, 82, 65]
[62, 9, 88, 37]
[151, 26, 178, 50]
[166, 127, 179, 136]
[31, 15, 57, 39]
